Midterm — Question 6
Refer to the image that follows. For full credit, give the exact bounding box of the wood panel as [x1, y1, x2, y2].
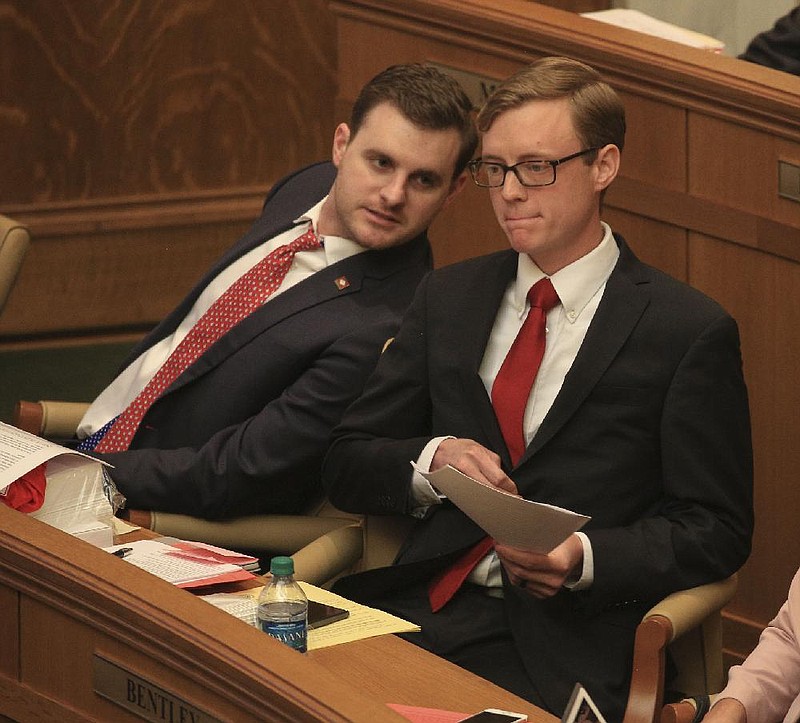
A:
[330, 0, 800, 667]
[0, 0, 337, 345]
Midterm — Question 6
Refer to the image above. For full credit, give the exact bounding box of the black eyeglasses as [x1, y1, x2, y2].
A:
[468, 148, 599, 188]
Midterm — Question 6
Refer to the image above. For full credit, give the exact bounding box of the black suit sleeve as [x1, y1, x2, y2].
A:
[585, 312, 753, 606]
[100, 316, 399, 518]
[324, 276, 436, 515]
[739, 7, 800, 76]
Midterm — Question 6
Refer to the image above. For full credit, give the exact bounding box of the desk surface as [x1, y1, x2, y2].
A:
[310, 633, 558, 721]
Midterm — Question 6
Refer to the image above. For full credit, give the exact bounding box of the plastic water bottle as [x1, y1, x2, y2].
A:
[258, 556, 308, 653]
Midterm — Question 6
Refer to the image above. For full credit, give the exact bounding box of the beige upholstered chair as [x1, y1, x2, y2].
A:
[0, 214, 30, 315]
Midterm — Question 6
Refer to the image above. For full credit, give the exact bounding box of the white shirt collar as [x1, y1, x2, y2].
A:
[513, 222, 619, 323]
[295, 196, 364, 265]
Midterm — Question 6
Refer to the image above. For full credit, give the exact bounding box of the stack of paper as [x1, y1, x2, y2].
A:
[104, 539, 257, 588]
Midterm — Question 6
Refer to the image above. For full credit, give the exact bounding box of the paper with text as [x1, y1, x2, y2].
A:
[418, 464, 589, 551]
[0, 421, 107, 490]
[105, 539, 255, 588]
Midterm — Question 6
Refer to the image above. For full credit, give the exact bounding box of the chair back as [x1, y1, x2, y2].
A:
[0, 214, 30, 315]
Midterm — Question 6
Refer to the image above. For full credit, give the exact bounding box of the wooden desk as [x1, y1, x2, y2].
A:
[0, 507, 556, 722]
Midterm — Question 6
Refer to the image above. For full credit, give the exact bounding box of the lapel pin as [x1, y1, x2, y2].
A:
[335, 276, 351, 291]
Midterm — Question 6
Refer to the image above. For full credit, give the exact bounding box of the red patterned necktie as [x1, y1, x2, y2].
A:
[428, 277, 560, 612]
[93, 225, 321, 453]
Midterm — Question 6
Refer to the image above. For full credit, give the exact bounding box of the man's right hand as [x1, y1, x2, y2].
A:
[430, 438, 517, 495]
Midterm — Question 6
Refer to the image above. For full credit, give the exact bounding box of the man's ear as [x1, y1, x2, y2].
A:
[331, 123, 351, 168]
[442, 171, 469, 208]
[594, 144, 620, 192]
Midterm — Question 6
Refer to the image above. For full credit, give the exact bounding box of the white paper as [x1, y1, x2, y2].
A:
[418, 464, 590, 552]
[104, 539, 250, 586]
[0, 421, 107, 489]
[581, 9, 725, 51]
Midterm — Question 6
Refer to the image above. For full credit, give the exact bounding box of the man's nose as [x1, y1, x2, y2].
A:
[380, 174, 407, 206]
[500, 169, 527, 200]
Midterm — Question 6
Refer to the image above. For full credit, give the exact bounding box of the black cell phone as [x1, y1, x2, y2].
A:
[307, 600, 349, 629]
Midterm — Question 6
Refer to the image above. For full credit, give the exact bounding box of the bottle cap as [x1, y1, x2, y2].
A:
[269, 556, 294, 576]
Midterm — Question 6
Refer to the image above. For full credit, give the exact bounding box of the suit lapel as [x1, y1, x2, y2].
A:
[519, 239, 651, 463]
[459, 252, 518, 462]
[160, 252, 369, 394]
[161, 234, 431, 395]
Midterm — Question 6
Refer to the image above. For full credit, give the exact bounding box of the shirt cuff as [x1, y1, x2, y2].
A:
[564, 531, 594, 590]
[409, 436, 453, 516]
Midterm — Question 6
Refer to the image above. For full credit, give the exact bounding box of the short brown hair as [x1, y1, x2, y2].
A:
[350, 63, 478, 177]
[476, 56, 625, 156]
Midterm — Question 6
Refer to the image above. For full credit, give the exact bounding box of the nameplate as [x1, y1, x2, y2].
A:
[93, 654, 222, 723]
[428, 62, 500, 108]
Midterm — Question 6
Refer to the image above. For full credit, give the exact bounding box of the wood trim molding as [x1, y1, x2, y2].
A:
[606, 177, 800, 264]
[2, 186, 269, 239]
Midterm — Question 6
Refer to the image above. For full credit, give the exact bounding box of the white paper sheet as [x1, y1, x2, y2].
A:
[0, 421, 104, 488]
[418, 464, 590, 551]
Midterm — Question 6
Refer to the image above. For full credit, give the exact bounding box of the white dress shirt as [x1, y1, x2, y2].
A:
[412, 222, 620, 591]
[78, 198, 364, 437]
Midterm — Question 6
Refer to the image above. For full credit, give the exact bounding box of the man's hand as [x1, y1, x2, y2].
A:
[431, 438, 517, 494]
[703, 698, 747, 722]
[496, 533, 584, 598]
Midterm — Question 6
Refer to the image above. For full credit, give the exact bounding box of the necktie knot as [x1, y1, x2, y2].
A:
[290, 225, 322, 253]
[527, 277, 559, 313]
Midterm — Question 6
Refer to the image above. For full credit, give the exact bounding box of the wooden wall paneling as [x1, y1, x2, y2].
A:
[689, 232, 800, 633]
[0, 0, 338, 346]
[0, 202, 257, 338]
[688, 115, 782, 221]
[0, 1, 337, 204]
[0, 585, 18, 680]
[617, 90, 687, 193]
[602, 207, 688, 282]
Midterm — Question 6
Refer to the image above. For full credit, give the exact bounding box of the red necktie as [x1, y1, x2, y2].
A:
[94, 225, 321, 453]
[428, 277, 560, 612]
[491, 277, 560, 465]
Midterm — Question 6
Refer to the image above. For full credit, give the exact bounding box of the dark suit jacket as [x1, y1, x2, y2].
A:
[323, 236, 753, 719]
[740, 7, 800, 76]
[95, 161, 433, 519]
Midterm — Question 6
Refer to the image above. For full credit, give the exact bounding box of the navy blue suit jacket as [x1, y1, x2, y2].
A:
[96, 162, 432, 519]
[324, 236, 753, 719]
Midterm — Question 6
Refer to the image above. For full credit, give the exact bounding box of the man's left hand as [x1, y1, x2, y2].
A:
[495, 533, 584, 598]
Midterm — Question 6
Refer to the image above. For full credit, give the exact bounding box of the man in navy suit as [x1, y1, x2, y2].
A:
[75, 63, 477, 519]
[323, 56, 753, 720]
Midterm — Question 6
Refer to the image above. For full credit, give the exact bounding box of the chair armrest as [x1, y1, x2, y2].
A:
[0, 215, 30, 313]
[13, 400, 89, 438]
[144, 511, 365, 587]
[148, 511, 361, 553]
[662, 694, 716, 723]
[645, 575, 738, 642]
[291, 523, 363, 586]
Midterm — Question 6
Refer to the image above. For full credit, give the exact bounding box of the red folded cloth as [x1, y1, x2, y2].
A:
[1, 463, 47, 512]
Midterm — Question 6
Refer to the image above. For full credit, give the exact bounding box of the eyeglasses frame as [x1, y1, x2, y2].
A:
[468, 147, 600, 188]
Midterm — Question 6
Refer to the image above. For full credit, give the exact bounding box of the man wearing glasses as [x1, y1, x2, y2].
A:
[323, 56, 753, 720]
